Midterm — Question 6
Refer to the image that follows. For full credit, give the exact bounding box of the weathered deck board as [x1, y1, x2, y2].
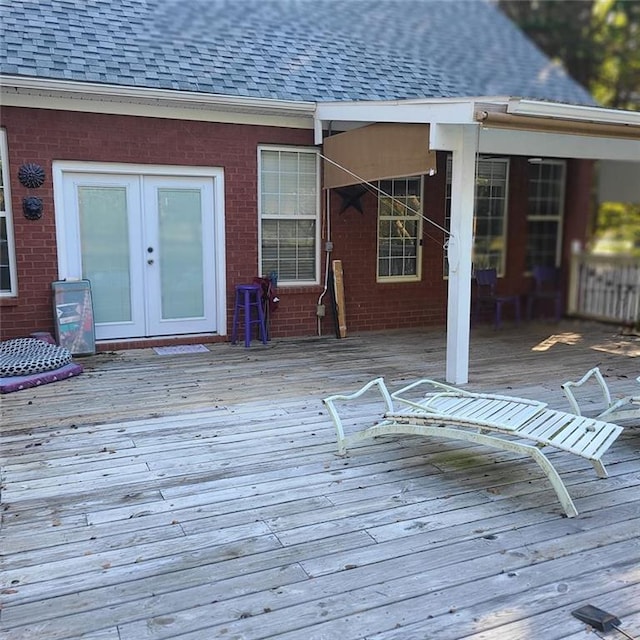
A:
[1, 321, 638, 639]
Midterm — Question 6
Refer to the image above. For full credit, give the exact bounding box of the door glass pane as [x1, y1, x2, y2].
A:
[158, 188, 204, 319]
[78, 186, 131, 323]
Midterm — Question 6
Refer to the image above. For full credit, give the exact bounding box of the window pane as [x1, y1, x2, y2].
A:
[261, 172, 279, 194]
[280, 172, 298, 195]
[280, 193, 298, 215]
[377, 177, 422, 280]
[0, 217, 10, 291]
[444, 155, 509, 276]
[404, 257, 417, 273]
[379, 198, 394, 217]
[259, 148, 319, 283]
[299, 193, 316, 214]
[298, 153, 317, 174]
[261, 151, 280, 172]
[390, 239, 404, 257]
[279, 153, 298, 173]
[0, 131, 15, 295]
[261, 219, 316, 281]
[527, 160, 565, 269]
[472, 158, 509, 274]
[262, 194, 279, 216]
[527, 220, 560, 271]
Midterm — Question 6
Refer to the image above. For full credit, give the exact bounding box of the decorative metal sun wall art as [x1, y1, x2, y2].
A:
[18, 162, 46, 189]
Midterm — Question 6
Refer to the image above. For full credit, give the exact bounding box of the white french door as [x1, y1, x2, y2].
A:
[142, 176, 216, 336]
[55, 164, 225, 340]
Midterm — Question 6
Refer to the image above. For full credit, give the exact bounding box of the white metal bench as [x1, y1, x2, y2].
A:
[323, 377, 624, 518]
[562, 367, 640, 423]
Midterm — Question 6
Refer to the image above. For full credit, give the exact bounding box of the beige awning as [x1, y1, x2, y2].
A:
[475, 110, 640, 140]
[322, 122, 436, 189]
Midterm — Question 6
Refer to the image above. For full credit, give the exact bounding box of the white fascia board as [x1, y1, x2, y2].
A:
[429, 123, 480, 151]
[315, 99, 477, 123]
[0, 75, 316, 128]
[314, 99, 477, 142]
[507, 98, 640, 126]
[479, 127, 640, 162]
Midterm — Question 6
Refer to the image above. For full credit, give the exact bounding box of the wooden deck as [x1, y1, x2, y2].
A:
[1, 320, 639, 640]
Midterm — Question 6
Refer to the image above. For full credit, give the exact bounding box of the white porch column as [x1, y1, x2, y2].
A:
[445, 125, 478, 384]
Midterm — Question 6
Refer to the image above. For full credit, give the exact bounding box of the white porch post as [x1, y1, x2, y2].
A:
[445, 125, 478, 384]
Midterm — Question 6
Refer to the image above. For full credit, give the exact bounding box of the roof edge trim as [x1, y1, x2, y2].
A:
[508, 98, 640, 126]
[0, 75, 317, 116]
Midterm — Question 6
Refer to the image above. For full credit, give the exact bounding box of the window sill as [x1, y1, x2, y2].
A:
[273, 284, 324, 294]
[376, 277, 422, 284]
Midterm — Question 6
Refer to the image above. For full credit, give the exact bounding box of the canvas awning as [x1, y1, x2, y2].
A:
[475, 110, 640, 140]
[322, 122, 437, 189]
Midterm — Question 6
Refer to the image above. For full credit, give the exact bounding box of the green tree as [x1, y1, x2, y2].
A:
[499, 0, 640, 262]
[591, 0, 640, 109]
[497, 0, 640, 110]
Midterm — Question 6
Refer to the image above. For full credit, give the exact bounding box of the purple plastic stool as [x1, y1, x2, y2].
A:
[231, 284, 267, 347]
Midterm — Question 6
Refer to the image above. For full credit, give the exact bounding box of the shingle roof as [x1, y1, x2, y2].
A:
[0, 0, 596, 106]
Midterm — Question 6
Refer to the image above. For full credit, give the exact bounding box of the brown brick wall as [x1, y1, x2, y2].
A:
[0, 107, 592, 345]
[0, 107, 322, 343]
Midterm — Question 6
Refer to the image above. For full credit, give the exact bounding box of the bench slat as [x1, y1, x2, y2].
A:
[323, 377, 624, 518]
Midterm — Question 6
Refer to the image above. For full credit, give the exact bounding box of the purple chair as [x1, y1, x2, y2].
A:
[473, 268, 521, 329]
[527, 265, 562, 321]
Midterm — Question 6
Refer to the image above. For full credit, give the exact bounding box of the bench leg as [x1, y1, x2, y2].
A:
[456, 429, 579, 517]
[526, 445, 578, 518]
[590, 459, 608, 479]
[328, 419, 580, 518]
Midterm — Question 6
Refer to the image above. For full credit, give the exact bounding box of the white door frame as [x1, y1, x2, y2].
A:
[52, 161, 227, 339]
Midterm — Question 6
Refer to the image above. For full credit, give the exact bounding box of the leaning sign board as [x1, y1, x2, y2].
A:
[52, 280, 96, 355]
[332, 260, 347, 339]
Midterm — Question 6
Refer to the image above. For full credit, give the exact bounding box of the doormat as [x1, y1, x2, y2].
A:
[153, 344, 210, 355]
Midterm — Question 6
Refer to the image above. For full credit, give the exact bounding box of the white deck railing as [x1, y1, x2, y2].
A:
[568, 253, 640, 326]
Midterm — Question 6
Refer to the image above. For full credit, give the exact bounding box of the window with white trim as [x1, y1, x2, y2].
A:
[445, 155, 509, 275]
[259, 147, 320, 284]
[0, 130, 16, 296]
[526, 159, 566, 270]
[377, 177, 423, 281]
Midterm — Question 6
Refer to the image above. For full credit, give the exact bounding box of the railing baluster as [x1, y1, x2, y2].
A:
[568, 252, 640, 325]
